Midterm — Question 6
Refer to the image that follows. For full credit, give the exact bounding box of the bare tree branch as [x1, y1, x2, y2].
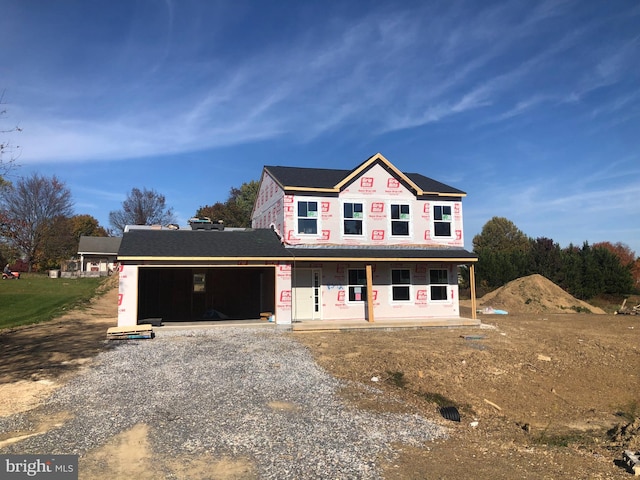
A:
[109, 187, 176, 233]
[0, 174, 74, 271]
[0, 90, 22, 176]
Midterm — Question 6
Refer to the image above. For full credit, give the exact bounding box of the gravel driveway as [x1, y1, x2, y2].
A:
[0, 328, 446, 479]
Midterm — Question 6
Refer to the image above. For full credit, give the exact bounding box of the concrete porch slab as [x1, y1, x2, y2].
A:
[290, 317, 480, 332]
[156, 319, 275, 330]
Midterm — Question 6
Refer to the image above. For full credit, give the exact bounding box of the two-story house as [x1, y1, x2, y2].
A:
[116, 153, 478, 328]
[252, 152, 478, 325]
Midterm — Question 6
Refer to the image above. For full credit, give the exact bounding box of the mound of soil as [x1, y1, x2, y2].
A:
[478, 274, 606, 314]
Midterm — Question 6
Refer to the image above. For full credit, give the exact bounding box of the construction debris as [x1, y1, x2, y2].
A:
[483, 398, 502, 411]
[615, 298, 640, 315]
[106, 324, 154, 340]
[440, 406, 461, 422]
[623, 450, 640, 476]
[477, 306, 508, 315]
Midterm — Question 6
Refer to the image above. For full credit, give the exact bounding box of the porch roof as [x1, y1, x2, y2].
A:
[118, 228, 476, 263]
[285, 246, 477, 262]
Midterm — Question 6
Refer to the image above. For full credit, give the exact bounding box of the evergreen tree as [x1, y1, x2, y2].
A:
[527, 237, 563, 283]
[473, 217, 530, 289]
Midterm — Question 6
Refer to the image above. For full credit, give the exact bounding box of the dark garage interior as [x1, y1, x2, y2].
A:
[137, 266, 275, 322]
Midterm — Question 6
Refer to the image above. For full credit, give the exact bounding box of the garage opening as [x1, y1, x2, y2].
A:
[137, 267, 275, 322]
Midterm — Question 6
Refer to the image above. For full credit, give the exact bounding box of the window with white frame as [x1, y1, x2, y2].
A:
[391, 269, 411, 301]
[391, 204, 410, 236]
[297, 201, 318, 234]
[433, 205, 452, 237]
[429, 269, 449, 301]
[348, 269, 367, 302]
[343, 202, 363, 235]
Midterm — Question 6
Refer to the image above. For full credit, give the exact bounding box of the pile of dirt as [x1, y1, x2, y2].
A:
[477, 273, 606, 314]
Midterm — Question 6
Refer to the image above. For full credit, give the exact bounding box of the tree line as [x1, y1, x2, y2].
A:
[0, 170, 257, 272]
[0, 174, 108, 271]
[2, 163, 637, 297]
[1, 94, 258, 272]
[470, 217, 639, 299]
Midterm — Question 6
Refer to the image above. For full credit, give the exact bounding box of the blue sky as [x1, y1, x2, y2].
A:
[1, 0, 639, 255]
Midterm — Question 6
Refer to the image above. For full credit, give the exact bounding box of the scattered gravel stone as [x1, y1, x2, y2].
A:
[0, 328, 446, 479]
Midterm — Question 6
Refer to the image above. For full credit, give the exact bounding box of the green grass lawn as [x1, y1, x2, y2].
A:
[0, 274, 107, 330]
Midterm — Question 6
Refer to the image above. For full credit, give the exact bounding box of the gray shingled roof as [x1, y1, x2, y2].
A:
[264, 166, 347, 189]
[117, 229, 476, 261]
[78, 236, 122, 255]
[403, 172, 466, 195]
[264, 165, 466, 196]
[285, 246, 477, 260]
[118, 229, 288, 258]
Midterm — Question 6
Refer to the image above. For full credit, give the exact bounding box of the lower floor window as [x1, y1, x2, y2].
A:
[430, 269, 449, 301]
[391, 269, 410, 301]
[348, 269, 367, 301]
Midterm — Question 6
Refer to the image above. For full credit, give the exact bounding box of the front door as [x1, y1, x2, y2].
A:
[293, 269, 321, 320]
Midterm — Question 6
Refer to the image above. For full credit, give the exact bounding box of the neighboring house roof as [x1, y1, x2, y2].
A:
[117, 229, 476, 262]
[264, 152, 466, 197]
[78, 236, 122, 255]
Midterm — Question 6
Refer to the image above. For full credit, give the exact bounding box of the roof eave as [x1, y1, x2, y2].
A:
[419, 191, 467, 198]
[117, 256, 293, 262]
[118, 255, 477, 262]
[283, 186, 339, 193]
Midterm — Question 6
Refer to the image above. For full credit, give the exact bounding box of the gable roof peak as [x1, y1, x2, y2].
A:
[263, 153, 466, 196]
[335, 152, 424, 194]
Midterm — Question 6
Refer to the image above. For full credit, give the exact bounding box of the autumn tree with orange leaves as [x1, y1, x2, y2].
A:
[594, 241, 640, 290]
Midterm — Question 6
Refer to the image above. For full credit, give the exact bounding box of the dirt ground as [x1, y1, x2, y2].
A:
[1, 276, 639, 479]
[299, 312, 639, 479]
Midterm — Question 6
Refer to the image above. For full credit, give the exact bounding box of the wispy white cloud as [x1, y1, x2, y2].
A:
[590, 90, 640, 118]
[73, 186, 130, 203]
[566, 36, 640, 103]
[6, 0, 639, 175]
[464, 174, 640, 250]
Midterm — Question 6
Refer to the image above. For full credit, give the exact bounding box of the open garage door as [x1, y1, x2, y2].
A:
[137, 266, 275, 322]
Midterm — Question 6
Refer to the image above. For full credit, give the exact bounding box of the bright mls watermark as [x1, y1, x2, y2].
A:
[1, 455, 78, 479]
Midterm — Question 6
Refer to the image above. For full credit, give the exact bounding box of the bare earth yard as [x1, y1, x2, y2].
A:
[0, 279, 639, 479]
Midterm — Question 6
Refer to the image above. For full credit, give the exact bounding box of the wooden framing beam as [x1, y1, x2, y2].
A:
[366, 264, 374, 323]
[470, 263, 477, 320]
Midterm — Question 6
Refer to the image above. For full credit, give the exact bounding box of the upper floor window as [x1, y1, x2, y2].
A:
[391, 204, 410, 236]
[348, 269, 367, 302]
[297, 201, 318, 234]
[429, 269, 449, 301]
[434, 205, 452, 237]
[391, 269, 411, 301]
[343, 202, 363, 235]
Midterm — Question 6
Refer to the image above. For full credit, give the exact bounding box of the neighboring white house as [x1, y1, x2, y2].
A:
[76, 236, 122, 277]
[116, 153, 478, 328]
